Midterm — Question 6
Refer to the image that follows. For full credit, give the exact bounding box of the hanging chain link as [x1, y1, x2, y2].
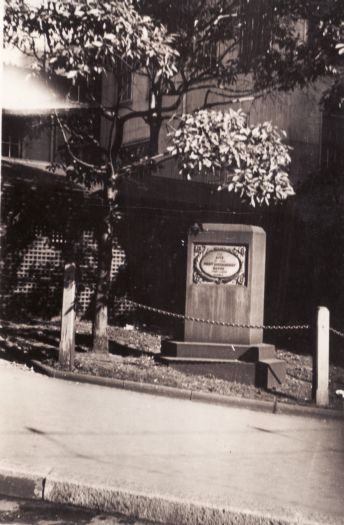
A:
[121, 298, 310, 331]
[330, 327, 344, 339]
[117, 298, 344, 342]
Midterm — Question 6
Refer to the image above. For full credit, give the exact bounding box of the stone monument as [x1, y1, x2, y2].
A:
[159, 224, 286, 389]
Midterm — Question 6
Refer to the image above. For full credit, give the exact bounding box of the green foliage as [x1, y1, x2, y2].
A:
[168, 109, 294, 206]
[4, 0, 178, 82]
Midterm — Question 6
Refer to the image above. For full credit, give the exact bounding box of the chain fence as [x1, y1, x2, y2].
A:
[330, 327, 344, 339]
[121, 298, 344, 341]
[122, 298, 309, 330]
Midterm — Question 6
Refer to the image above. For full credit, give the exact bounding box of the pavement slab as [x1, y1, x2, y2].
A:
[0, 360, 344, 524]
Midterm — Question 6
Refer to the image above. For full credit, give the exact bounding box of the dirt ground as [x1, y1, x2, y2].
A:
[1, 318, 344, 409]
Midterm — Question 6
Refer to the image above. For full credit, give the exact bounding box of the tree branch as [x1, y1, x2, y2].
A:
[204, 88, 255, 107]
[118, 151, 174, 175]
[54, 110, 107, 173]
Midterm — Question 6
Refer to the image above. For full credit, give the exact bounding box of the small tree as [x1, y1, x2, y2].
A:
[4, 0, 178, 353]
[5, 0, 322, 353]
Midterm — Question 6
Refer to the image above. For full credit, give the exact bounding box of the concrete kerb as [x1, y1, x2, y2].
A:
[0, 468, 44, 500]
[31, 360, 344, 420]
[44, 477, 330, 525]
[0, 468, 335, 525]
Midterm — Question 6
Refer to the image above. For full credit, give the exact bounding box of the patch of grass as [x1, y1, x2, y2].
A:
[1, 318, 344, 409]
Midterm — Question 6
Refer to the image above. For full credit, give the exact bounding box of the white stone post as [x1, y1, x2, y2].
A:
[59, 262, 76, 370]
[312, 306, 330, 407]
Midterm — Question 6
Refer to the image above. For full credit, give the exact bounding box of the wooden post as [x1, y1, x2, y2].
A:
[59, 262, 76, 370]
[312, 306, 330, 407]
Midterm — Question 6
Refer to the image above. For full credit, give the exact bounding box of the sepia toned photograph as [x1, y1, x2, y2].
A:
[1, 1, 344, 524]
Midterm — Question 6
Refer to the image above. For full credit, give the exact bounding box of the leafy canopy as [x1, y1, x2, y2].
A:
[4, 0, 178, 81]
[140, 0, 344, 101]
[168, 109, 294, 207]
[4, 0, 297, 207]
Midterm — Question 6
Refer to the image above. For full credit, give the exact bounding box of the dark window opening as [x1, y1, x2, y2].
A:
[120, 139, 150, 175]
[55, 74, 102, 105]
[321, 113, 344, 176]
[203, 40, 218, 70]
[116, 61, 132, 103]
[60, 111, 102, 166]
[2, 116, 22, 158]
[239, 0, 272, 70]
[120, 140, 150, 163]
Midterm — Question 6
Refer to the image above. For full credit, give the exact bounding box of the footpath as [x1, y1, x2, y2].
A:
[0, 359, 344, 525]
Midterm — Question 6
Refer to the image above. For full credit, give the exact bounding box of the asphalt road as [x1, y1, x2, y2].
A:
[0, 359, 344, 524]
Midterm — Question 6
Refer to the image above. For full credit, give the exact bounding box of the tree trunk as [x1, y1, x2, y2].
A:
[149, 118, 162, 156]
[92, 184, 116, 354]
[148, 88, 162, 156]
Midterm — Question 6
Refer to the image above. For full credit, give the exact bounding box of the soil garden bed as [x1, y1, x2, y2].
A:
[1, 318, 344, 410]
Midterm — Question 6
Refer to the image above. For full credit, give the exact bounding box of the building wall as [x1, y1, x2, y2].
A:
[113, 67, 327, 185]
[248, 85, 324, 182]
[3, 27, 327, 184]
[100, 71, 151, 151]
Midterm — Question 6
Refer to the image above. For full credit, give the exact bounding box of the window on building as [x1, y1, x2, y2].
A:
[120, 140, 150, 164]
[203, 40, 218, 70]
[2, 116, 22, 158]
[116, 61, 132, 103]
[56, 74, 101, 105]
[321, 113, 344, 176]
[120, 139, 150, 175]
[239, 0, 273, 70]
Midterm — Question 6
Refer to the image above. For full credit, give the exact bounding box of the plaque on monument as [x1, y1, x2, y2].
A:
[193, 244, 246, 285]
[186, 224, 265, 344]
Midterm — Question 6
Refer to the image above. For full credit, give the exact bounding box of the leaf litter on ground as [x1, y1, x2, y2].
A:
[0, 318, 344, 409]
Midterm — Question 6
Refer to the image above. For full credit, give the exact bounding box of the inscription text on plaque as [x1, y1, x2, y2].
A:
[193, 244, 247, 285]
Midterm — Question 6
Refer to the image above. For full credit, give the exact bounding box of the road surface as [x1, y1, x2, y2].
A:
[0, 359, 343, 524]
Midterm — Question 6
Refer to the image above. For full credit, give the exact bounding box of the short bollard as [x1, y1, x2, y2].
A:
[59, 262, 76, 370]
[312, 306, 330, 407]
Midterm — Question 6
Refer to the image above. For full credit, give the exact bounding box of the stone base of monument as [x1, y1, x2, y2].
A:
[158, 340, 286, 389]
[256, 358, 287, 390]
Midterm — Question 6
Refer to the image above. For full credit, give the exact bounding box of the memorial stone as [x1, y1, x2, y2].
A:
[160, 224, 286, 388]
